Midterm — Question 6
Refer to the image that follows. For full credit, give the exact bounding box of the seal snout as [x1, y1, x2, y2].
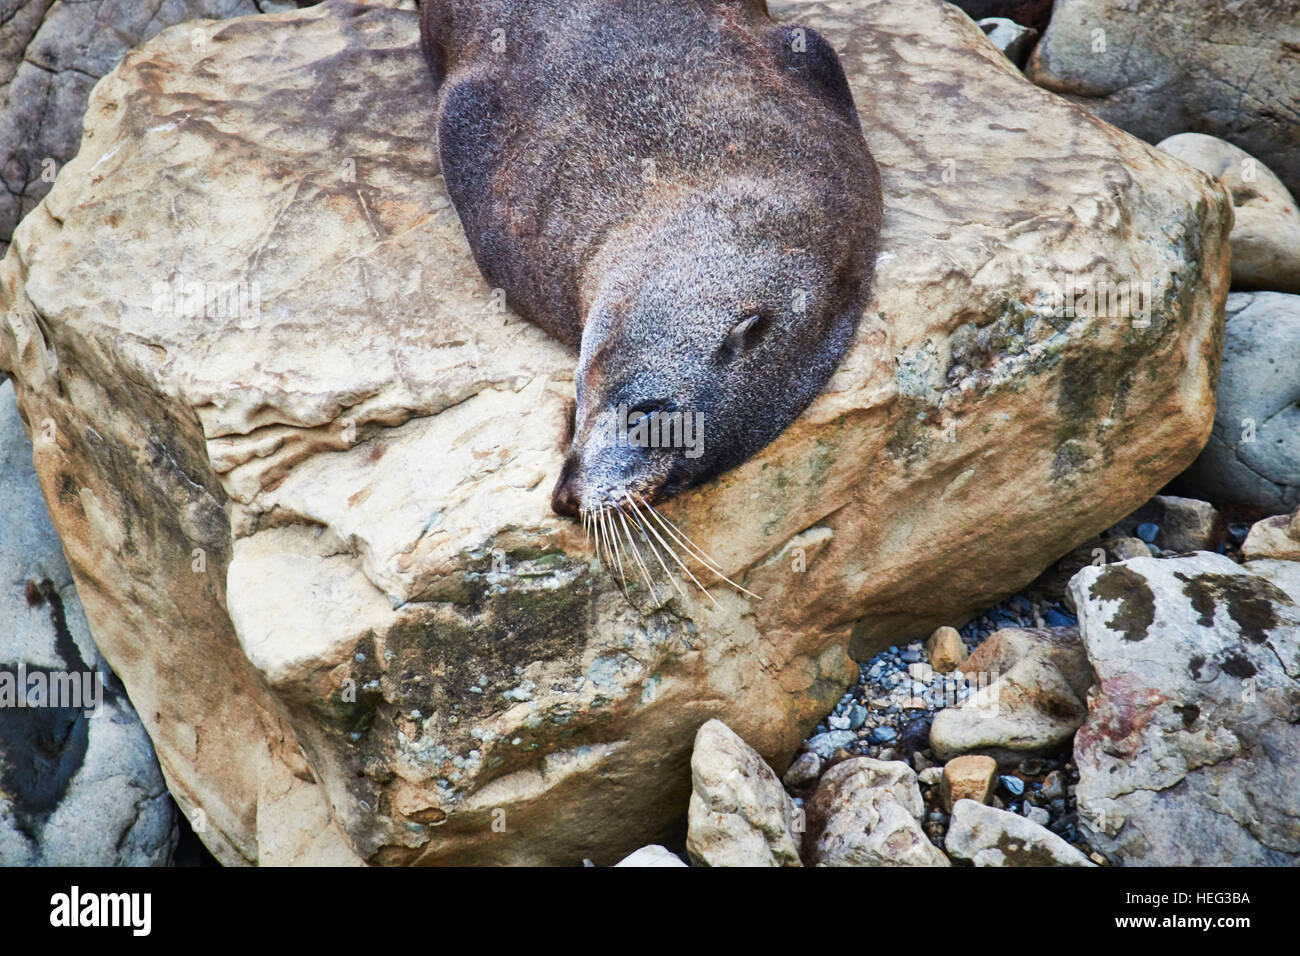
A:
[551, 453, 583, 518]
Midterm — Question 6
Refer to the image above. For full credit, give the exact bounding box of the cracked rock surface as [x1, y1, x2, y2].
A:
[0, 0, 317, 256]
[0, 0, 1230, 864]
[1070, 553, 1300, 865]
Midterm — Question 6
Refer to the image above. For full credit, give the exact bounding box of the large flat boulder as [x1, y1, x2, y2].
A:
[0, 0, 1230, 864]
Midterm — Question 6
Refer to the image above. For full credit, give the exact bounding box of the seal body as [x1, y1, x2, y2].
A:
[420, 0, 882, 518]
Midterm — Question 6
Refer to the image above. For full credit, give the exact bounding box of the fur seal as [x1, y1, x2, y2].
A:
[420, 0, 881, 574]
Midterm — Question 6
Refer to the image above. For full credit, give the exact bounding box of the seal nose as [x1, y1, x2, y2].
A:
[551, 454, 582, 518]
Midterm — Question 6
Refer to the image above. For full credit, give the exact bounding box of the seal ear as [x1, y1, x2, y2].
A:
[766, 24, 860, 128]
[419, 1, 452, 87]
[719, 312, 770, 362]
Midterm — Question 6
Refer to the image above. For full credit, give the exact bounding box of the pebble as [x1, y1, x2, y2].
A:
[918, 766, 944, 786]
[806, 730, 856, 759]
[868, 726, 897, 745]
[897, 715, 932, 753]
[1000, 775, 1026, 796]
[1045, 608, 1077, 627]
[827, 713, 851, 731]
[847, 703, 868, 730]
[783, 752, 822, 789]
[1136, 521, 1160, 543]
[1041, 770, 1065, 801]
[1024, 805, 1051, 827]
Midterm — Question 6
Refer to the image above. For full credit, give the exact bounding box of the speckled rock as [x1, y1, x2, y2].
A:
[0, 0, 1231, 864]
[1070, 554, 1300, 865]
[947, 799, 1094, 866]
[1157, 134, 1300, 295]
[686, 720, 802, 868]
[930, 628, 1093, 764]
[940, 755, 997, 811]
[925, 626, 968, 673]
[0, 381, 176, 865]
[805, 758, 950, 867]
[1028, 0, 1300, 200]
[1174, 293, 1300, 514]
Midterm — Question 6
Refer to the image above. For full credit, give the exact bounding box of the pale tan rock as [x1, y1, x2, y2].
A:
[686, 721, 802, 868]
[805, 758, 950, 867]
[1242, 509, 1300, 562]
[940, 755, 998, 812]
[926, 626, 968, 673]
[1157, 134, 1300, 294]
[931, 628, 1093, 763]
[1108, 537, 1152, 561]
[0, 0, 1230, 864]
[947, 800, 1094, 866]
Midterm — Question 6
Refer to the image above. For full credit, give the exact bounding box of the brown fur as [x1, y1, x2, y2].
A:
[420, 0, 882, 517]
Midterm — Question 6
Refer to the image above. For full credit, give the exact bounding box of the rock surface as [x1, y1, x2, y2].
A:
[0, 0, 1231, 864]
[946, 799, 1094, 866]
[804, 757, 950, 866]
[1174, 293, 1300, 514]
[1070, 554, 1300, 865]
[1028, 0, 1300, 200]
[0, 0, 308, 256]
[930, 627, 1093, 763]
[0, 381, 176, 865]
[1157, 134, 1300, 294]
[686, 720, 802, 868]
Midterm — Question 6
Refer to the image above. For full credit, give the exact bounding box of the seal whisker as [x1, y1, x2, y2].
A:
[625, 492, 719, 608]
[621, 498, 687, 602]
[595, 507, 613, 571]
[614, 505, 661, 603]
[634, 494, 762, 600]
[605, 507, 631, 594]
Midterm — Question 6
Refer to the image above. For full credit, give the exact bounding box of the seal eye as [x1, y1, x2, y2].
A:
[626, 399, 671, 428]
[719, 313, 770, 362]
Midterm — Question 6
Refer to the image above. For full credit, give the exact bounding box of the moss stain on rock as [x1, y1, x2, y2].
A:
[1088, 565, 1156, 641]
